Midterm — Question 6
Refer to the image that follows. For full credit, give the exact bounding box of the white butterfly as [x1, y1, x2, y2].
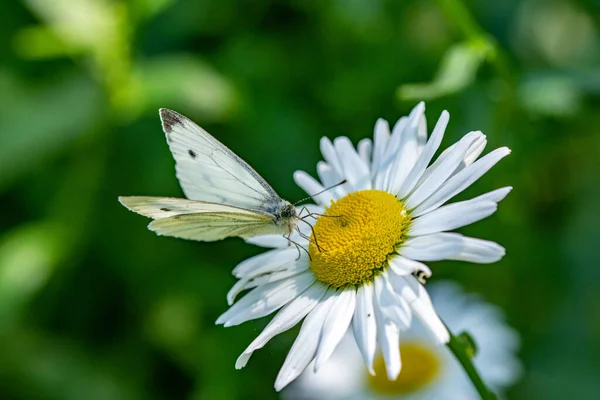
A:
[119, 109, 300, 242]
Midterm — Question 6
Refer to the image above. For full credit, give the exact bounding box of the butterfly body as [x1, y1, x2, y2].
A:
[119, 109, 299, 242]
[270, 200, 298, 235]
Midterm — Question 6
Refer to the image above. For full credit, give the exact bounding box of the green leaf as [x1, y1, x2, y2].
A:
[22, 0, 121, 53]
[457, 330, 479, 359]
[12, 26, 78, 59]
[518, 74, 582, 117]
[0, 71, 101, 190]
[131, 54, 238, 121]
[0, 222, 68, 331]
[131, 0, 176, 21]
[397, 39, 495, 101]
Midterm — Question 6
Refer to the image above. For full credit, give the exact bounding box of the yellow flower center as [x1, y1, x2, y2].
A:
[308, 190, 410, 288]
[368, 342, 441, 395]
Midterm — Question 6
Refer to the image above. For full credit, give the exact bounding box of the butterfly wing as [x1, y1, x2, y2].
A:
[119, 196, 279, 241]
[119, 196, 242, 218]
[148, 213, 276, 242]
[159, 109, 286, 214]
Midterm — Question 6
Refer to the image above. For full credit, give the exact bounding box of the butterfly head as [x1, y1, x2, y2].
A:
[273, 201, 299, 235]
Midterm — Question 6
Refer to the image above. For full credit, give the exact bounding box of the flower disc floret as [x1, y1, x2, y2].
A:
[309, 190, 410, 288]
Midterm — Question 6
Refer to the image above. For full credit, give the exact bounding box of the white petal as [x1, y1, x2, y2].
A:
[400, 233, 464, 261]
[357, 138, 372, 167]
[450, 237, 506, 263]
[373, 288, 402, 380]
[470, 186, 513, 203]
[386, 117, 409, 161]
[417, 132, 487, 186]
[385, 103, 426, 194]
[352, 283, 377, 375]
[232, 248, 297, 278]
[245, 234, 290, 249]
[240, 253, 307, 282]
[405, 131, 481, 210]
[235, 282, 328, 369]
[216, 271, 315, 326]
[412, 284, 448, 343]
[388, 274, 449, 344]
[371, 118, 390, 177]
[397, 111, 449, 198]
[374, 271, 411, 329]
[413, 147, 511, 217]
[408, 186, 512, 238]
[317, 161, 348, 199]
[416, 108, 428, 149]
[227, 261, 309, 305]
[334, 137, 371, 191]
[320, 137, 343, 177]
[388, 256, 432, 277]
[314, 288, 357, 371]
[316, 161, 339, 187]
[274, 290, 336, 391]
[293, 171, 333, 206]
[374, 117, 408, 190]
[293, 170, 324, 197]
[460, 134, 488, 170]
[409, 200, 498, 237]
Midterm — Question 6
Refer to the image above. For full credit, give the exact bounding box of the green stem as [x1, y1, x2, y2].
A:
[434, 0, 519, 145]
[435, 0, 513, 79]
[445, 326, 498, 400]
[435, 0, 485, 40]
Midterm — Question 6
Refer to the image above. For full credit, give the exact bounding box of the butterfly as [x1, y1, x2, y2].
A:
[119, 109, 304, 243]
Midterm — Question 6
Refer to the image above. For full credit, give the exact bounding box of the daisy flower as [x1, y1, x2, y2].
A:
[283, 282, 522, 399]
[216, 102, 511, 390]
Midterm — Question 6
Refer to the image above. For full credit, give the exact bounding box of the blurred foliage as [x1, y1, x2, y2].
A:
[1, 0, 599, 399]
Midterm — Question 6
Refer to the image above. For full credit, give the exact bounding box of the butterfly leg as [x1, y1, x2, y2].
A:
[284, 232, 310, 261]
[296, 219, 326, 253]
[297, 206, 310, 219]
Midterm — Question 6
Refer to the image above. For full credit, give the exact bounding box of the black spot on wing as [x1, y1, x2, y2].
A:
[159, 108, 184, 134]
[160, 207, 170, 211]
[188, 149, 197, 158]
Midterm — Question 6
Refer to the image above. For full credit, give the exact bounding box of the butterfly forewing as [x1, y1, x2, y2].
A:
[160, 109, 284, 212]
[118, 196, 268, 219]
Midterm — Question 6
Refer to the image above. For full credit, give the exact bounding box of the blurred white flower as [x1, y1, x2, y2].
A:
[284, 282, 522, 399]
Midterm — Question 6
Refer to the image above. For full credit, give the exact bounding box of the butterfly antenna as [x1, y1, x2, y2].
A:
[293, 179, 347, 205]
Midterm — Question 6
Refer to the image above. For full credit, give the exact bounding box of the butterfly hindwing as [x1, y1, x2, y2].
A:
[148, 212, 275, 242]
[119, 196, 279, 241]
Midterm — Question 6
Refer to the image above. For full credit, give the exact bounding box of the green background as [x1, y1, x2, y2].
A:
[1, 0, 599, 399]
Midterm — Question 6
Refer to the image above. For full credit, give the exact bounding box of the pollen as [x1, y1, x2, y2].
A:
[368, 342, 441, 395]
[309, 190, 410, 288]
